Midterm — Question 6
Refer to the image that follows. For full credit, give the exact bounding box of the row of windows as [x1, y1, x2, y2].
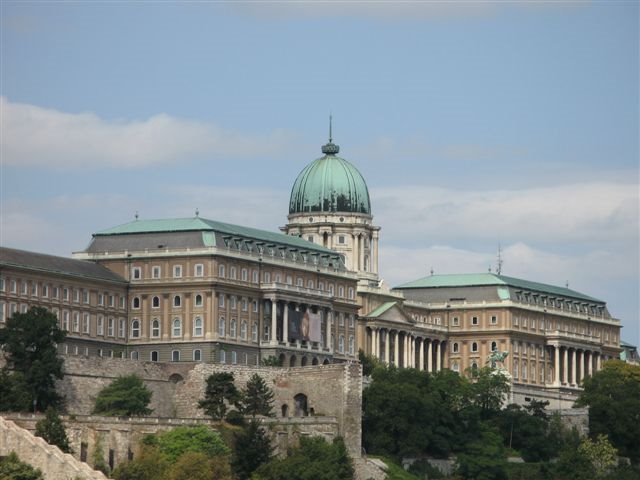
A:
[514, 291, 605, 316]
[132, 264, 205, 280]
[0, 277, 125, 309]
[451, 340, 500, 354]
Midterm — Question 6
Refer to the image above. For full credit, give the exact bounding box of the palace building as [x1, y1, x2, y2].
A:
[0, 133, 622, 406]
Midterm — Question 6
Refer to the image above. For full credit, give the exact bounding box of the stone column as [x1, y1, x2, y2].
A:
[571, 348, 577, 386]
[359, 234, 365, 273]
[587, 350, 593, 376]
[562, 346, 568, 384]
[419, 338, 425, 371]
[271, 300, 278, 344]
[372, 328, 378, 358]
[326, 310, 332, 352]
[283, 303, 290, 345]
[385, 329, 390, 364]
[427, 340, 433, 372]
[596, 352, 601, 371]
[577, 350, 584, 383]
[436, 341, 442, 371]
[554, 346, 560, 386]
[352, 234, 359, 271]
[373, 231, 379, 274]
[393, 331, 399, 366]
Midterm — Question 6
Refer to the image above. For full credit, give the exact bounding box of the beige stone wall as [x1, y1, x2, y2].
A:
[0, 416, 108, 480]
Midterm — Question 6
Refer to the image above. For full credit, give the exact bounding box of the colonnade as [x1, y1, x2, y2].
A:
[549, 345, 605, 387]
[367, 326, 446, 371]
[266, 298, 335, 351]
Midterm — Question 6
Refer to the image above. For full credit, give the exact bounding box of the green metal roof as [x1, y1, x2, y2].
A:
[289, 142, 371, 215]
[394, 273, 603, 303]
[366, 302, 398, 318]
[94, 217, 337, 255]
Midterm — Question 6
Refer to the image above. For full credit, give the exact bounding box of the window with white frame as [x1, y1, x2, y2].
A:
[218, 317, 226, 337]
[193, 317, 203, 337]
[453, 342, 459, 353]
[296, 277, 303, 287]
[173, 265, 182, 278]
[240, 320, 247, 340]
[74, 289, 80, 302]
[72, 312, 80, 332]
[172, 318, 181, 337]
[0, 302, 5, 323]
[219, 293, 225, 307]
[220, 350, 226, 364]
[195, 294, 203, 307]
[31, 282, 38, 296]
[491, 341, 497, 352]
[349, 335, 355, 355]
[471, 316, 479, 325]
[97, 293, 103, 305]
[338, 334, 345, 353]
[131, 351, 139, 360]
[63, 288, 69, 301]
[172, 350, 180, 362]
[173, 295, 181, 308]
[218, 264, 226, 278]
[151, 319, 160, 337]
[131, 319, 140, 338]
[241, 268, 248, 281]
[471, 342, 478, 352]
[20, 304, 27, 313]
[195, 264, 204, 277]
[83, 313, 90, 334]
[107, 318, 114, 336]
[151, 351, 158, 362]
[349, 315, 355, 328]
[132, 267, 142, 279]
[252, 270, 259, 283]
[0, 277, 4, 292]
[62, 311, 69, 331]
[263, 325, 270, 342]
[230, 296, 237, 309]
[152, 296, 160, 308]
[120, 296, 125, 309]
[97, 315, 104, 335]
[328, 284, 334, 295]
[252, 322, 258, 342]
[338, 286, 344, 297]
[21, 281, 28, 295]
[42, 285, 49, 298]
[230, 318, 237, 337]
[230, 267, 237, 279]
[348, 287, 354, 299]
[491, 315, 497, 324]
[193, 349, 202, 361]
[108, 295, 114, 307]
[252, 300, 258, 313]
[231, 351, 237, 364]
[263, 271, 271, 283]
[152, 266, 161, 279]
[119, 318, 126, 338]
[52, 286, 59, 299]
[132, 297, 141, 309]
[286, 275, 292, 285]
[242, 298, 248, 311]
[339, 313, 345, 326]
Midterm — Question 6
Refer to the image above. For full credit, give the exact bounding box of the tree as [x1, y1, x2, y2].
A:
[112, 445, 169, 480]
[241, 373, 275, 417]
[261, 356, 283, 367]
[575, 360, 640, 462]
[93, 374, 153, 416]
[358, 349, 380, 377]
[467, 367, 511, 420]
[578, 434, 618, 478]
[198, 372, 240, 420]
[153, 425, 230, 463]
[35, 407, 72, 453]
[455, 425, 508, 480]
[0, 307, 66, 411]
[0, 452, 44, 480]
[255, 436, 353, 480]
[231, 420, 274, 480]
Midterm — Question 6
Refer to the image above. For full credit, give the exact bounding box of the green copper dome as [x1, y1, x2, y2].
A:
[289, 140, 371, 215]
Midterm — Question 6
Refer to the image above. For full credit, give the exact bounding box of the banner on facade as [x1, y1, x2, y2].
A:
[288, 309, 321, 343]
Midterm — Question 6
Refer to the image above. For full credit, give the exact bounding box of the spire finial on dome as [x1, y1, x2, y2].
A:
[322, 114, 340, 155]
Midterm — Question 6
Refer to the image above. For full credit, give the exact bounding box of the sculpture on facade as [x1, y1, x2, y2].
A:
[487, 350, 511, 378]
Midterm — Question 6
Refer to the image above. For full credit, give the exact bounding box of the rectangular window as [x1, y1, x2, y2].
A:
[152, 266, 161, 278]
[0, 302, 5, 323]
[63, 288, 69, 301]
[108, 295, 114, 307]
[73, 312, 80, 332]
[0, 277, 4, 292]
[452, 316, 460, 326]
[195, 264, 204, 277]
[471, 316, 479, 326]
[491, 315, 497, 324]
[107, 318, 114, 337]
[10, 280, 16, 293]
[119, 319, 126, 338]
[242, 298, 248, 311]
[74, 289, 80, 302]
[83, 313, 90, 334]
[42, 285, 49, 297]
[21, 281, 28, 295]
[241, 269, 248, 281]
[132, 267, 142, 279]
[219, 294, 225, 307]
[52, 286, 59, 299]
[83, 290, 89, 304]
[338, 235, 346, 244]
[173, 265, 182, 278]
[252, 300, 258, 313]
[31, 283, 38, 296]
[230, 296, 237, 309]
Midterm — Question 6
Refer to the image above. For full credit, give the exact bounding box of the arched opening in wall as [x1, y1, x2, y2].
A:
[289, 355, 296, 367]
[323, 358, 330, 365]
[281, 404, 289, 417]
[301, 356, 308, 366]
[169, 373, 183, 384]
[312, 357, 319, 365]
[323, 232, 328, 248]
[294, 393, 308, 417]
[278, 353, 286, 366]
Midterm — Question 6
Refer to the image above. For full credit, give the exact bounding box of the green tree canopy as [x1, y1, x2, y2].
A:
[231, 420, 274, 480]
[198, 372, 241, 420]
[575, 360, 640, 463]
[254, 436, 353, 480]
[93, 374, 153, 416]
[241, 373, 275, 418]
[0, 307, 66, 411]
[152, 425, 230, 463]
[35, 407, 72, 453]
[0, 452, 44, 480]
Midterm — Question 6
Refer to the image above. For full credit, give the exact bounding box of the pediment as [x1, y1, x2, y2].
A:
[364, 302, 415, 325]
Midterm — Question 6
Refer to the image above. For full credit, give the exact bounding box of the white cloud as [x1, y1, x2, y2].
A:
[373, 182, 639, 246]
[0, 97, 296, 168]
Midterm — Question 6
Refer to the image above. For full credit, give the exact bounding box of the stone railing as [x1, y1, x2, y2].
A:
[0, 416, 107, 480]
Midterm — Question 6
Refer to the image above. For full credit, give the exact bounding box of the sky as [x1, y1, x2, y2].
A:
[1, 1, 638, 345]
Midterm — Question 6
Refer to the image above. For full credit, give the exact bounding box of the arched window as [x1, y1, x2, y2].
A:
[131, 319, 140, 338]
[240, 320, 247, 340]
[230, 319, 237, 337]
[230, 267, 237, 279]
[491, 341, 497, 352]
[471, 362, 478, 371]
[452, 342, 459, 353]
[294, 393, 308, 417]
[173, 295, 181, 307]
[195, 294, 203, 307]
[218, 264, 225, 278]
[152, 296, 160, 308]
[193, 349, 201, 361]
[193, 317, 203, 337]
[218, 317, 226, 337]
[471, 342, 478, 352]
[151, 319, 160, 337]
[172, 350, 180, 362]
[132, 297, 141, 309]
[172, 318, 181, 337]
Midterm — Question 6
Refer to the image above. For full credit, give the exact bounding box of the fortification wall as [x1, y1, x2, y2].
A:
[0, 416, 108, 480]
